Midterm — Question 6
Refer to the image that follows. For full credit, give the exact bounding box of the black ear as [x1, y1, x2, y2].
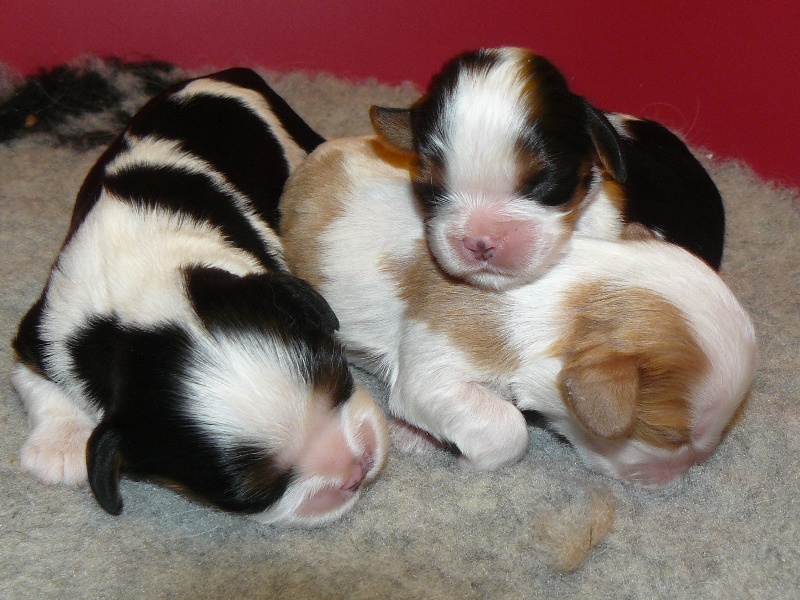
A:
[584, 102, 628, 184]
[272, 272, 340, 333]
[186, 267, 339, 335]
[369, 106, 415, 153]
[86, 422, 124, 515]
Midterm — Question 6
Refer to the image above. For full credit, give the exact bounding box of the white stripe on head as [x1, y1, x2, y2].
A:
[443, 50, 531, 192]
[182, 329, 313, 455]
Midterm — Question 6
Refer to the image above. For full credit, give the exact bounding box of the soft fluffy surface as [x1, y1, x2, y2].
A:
[1, 58, 797, 599]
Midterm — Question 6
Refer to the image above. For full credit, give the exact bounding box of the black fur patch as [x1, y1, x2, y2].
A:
[184, 266, 339, 335]
[71, 316, 297, 515]
[618, 118, 725, 269]
[208, 68, 325, 154]
[126, 80, 296, 231]
[11, 295, 48, 371]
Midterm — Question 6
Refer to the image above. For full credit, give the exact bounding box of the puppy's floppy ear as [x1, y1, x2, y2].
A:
[558, 351, 639, 439]
[584, 102, 628, 184]
[270, 272, 341, 334]
[370, 106, 415, 153]
[186, 266, 339, 334]
[86, 421, 125, 515]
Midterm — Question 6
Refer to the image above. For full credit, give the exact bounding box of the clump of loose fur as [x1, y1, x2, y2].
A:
[530, 487, 617, 572]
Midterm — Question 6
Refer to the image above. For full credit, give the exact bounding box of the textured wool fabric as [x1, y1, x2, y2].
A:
[1, 59, 798, 599]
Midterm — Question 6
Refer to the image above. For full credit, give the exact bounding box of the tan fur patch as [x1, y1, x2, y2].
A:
[559, 160, 595, 228]
[553, 282, 709, 448]
[600, 178, 628, 215]
[514, 50, 546, 123]
[279, 145, 351, 289]
[385, 240, 520, 375]
[620, 222, 658, 241]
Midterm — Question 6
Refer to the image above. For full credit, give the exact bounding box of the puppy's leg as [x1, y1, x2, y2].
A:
[449, 382, 529, 470]
[11, 362, 99, 486]
[392, 380, 528, 471]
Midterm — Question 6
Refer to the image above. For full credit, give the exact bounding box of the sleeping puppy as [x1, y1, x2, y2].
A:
[11, 69, 388, 527]
[279, 136, 755, 485]
[371, 47, 725, 291]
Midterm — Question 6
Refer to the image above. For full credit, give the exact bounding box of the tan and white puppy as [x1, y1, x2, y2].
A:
[371, 47, 726, 291]
[279, 136, 755, 485]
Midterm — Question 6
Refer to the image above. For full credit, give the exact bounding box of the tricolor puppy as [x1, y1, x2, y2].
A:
[279, 136, 755, 484]
[371, 47, 725, 291]
[11, 69, 388, 527]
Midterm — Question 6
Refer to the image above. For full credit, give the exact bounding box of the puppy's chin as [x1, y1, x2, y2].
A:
[251, 476, 362, 528]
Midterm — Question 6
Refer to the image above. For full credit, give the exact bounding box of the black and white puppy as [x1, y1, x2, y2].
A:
[371, 47, 725, 291]
[11, 68, 388, 527]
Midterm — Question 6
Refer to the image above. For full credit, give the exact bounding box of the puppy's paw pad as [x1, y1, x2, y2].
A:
[20, 422, 91, 486]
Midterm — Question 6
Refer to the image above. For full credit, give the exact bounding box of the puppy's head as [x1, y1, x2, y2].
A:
[547, 277, 754, 486]
[371, 47, 626, 290]
[84, 267, 388, 527]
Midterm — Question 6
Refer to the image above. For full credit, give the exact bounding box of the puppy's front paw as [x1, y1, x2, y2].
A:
[455, 397, 529, 471]
[21, 419, 92, 487]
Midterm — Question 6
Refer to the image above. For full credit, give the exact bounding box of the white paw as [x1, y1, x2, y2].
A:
[455, 401, 529, 471]
[20, 419, 92, 487]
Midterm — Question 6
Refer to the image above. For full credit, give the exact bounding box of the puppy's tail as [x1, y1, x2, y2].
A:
[86, 421, 124, 515]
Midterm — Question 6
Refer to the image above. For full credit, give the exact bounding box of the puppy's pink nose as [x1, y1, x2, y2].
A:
[462, 236, 496, 261]
[340, 453, 373, 492]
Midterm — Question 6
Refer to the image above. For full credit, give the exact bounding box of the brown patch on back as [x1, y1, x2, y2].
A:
[552, 282, 709, 448]
[279, 145, 351, 289]
[281, 137, 418, 290]
[385, 240, 520, 375]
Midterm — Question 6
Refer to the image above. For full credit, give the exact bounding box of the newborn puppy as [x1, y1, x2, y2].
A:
[279, 136, 755, 485]
[11, 69, 388, 527]
[371, 47, 725, 291]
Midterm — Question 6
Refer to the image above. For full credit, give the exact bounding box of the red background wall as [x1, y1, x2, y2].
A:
[3, 0, 798, 188]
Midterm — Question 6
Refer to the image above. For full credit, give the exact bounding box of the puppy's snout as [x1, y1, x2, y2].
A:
[462, 236, 497, 261]
[450, 217, 534, 272]
[341, 452, 373, 492]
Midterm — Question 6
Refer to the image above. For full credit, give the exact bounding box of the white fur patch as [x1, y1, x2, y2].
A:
[11, 362, 100, 486]
[441, 48, 531, 190]
[181, 330, 311, 454]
